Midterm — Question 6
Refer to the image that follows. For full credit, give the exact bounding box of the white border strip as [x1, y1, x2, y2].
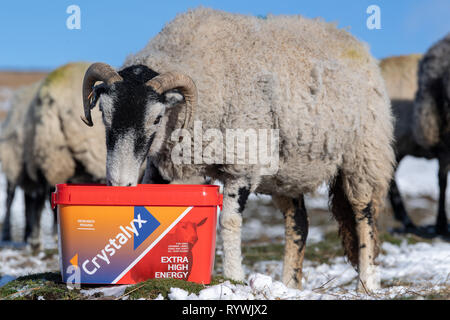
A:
[111, 206, 193, 284]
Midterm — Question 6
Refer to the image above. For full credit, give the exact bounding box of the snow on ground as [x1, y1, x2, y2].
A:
[168, 239, 450, 300]
[396, 156, 448, 201]
[0, 234, 448, 300]
[0, 247, 59, 279]
[0, 157, 449, 299]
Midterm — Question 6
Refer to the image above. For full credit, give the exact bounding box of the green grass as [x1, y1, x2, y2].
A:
[305, 231, 344, 265]
[0, 272, 84, 300]
[215, 230, 345, 269]
[0, 272, 243, 300]
[242, 243, 285, 265]
[235, 230, 425, 268]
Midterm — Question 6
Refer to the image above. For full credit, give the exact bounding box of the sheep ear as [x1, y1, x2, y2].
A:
[197, 217, 207, 227]
[163, 90, 184, 108]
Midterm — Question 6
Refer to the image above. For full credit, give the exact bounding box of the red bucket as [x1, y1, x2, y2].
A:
[52, 184, 222, 285]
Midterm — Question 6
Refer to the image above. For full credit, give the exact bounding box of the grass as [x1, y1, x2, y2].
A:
[0, 272, 84, 300]
[0, 272, 243, 300]
[242, 243, 285, 265]
[216, 230, 345, 270]
[304, 231, 344, 265]
[235, 230, 437, 270]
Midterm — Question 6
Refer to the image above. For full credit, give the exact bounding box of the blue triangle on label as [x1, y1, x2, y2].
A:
[133, 206, 161, 250]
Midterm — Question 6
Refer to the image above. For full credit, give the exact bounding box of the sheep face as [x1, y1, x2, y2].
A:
[95, 65, 183, 186]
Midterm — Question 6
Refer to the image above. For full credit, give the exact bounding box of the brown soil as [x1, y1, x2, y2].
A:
[0, 70, 48, 121]
[0, 71, 47, 89]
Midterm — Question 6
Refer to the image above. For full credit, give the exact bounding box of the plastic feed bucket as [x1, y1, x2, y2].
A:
[52, 184, 223, 285]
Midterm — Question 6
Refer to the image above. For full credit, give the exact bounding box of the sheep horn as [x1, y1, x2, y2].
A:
[82, 62, 122, 126]
[146, 72, 197, 129]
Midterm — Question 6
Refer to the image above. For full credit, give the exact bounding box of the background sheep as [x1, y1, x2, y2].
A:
[412, 34, 450, 235]
[379, 54, 434, 232]
[25, 62, 107, 187]
[0, 81, 42, 243]
[0, 62, 107, 247]
[83, 8, 395, 292]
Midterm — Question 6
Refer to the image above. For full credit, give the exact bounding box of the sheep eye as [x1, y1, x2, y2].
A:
[153, 115, 162, 125]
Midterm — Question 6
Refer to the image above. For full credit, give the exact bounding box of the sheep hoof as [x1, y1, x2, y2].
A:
[357, 280, 380, 294]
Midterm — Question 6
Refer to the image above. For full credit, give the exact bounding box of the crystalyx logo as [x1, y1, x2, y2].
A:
[77, 207, 160, 276]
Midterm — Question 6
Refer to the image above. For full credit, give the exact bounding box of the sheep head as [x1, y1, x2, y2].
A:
[81, 62, 197, 186]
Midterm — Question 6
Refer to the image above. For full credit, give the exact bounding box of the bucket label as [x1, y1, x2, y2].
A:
[58, 205, 215, 284]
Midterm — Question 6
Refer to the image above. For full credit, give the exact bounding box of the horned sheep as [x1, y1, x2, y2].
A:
[81, 8, 395, 291]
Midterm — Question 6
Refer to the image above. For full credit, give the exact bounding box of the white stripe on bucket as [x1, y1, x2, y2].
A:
[111, 206, 193, 284]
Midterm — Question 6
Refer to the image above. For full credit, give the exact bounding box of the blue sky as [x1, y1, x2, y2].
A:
[0, 0, 449, 70]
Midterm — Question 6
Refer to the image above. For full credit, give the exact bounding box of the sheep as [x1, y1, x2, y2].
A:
[25, 62, 107, 187]
[379, 54, 434, 232]
[0, 62, 108, 246]
[81, 8, 395, 291]
[411, 34, 450, 235]
[0, 81, 43, 243]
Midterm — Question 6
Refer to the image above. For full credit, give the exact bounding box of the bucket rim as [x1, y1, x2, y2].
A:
[52, 183, 223, 209]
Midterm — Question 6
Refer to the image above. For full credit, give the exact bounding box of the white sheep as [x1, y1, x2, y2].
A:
[25, 62, 107, 187]
[81, 8, 394, 291]
[0, 81, 42, 243]
[0, 62, 107, 246]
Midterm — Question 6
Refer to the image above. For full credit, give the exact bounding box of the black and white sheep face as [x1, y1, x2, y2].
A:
[95, 65, 183, 186]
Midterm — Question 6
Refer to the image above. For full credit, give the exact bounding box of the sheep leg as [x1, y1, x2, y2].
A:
[25, 188, 46, 248]
[388, 178, 416, 230]
[24, 192, 34, 243]
[1, 181, 16, 242]
[220, 178, 251, 282]
[436, 158, 449, 235]
[274, 195, 308, 289]
[355, 202, 380, 292]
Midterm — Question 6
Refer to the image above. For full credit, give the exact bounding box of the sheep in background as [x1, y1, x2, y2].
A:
[25, 62, 106, 187]
[412, 34, 450, 236]
[0, 62, 107, 247]
[380, 54, 433, 232]
[0, 81, 43, 243]
[82, 8, 395, 291]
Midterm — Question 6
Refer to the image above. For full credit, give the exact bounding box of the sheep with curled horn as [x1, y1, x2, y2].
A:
[81, 8, 395, 292]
